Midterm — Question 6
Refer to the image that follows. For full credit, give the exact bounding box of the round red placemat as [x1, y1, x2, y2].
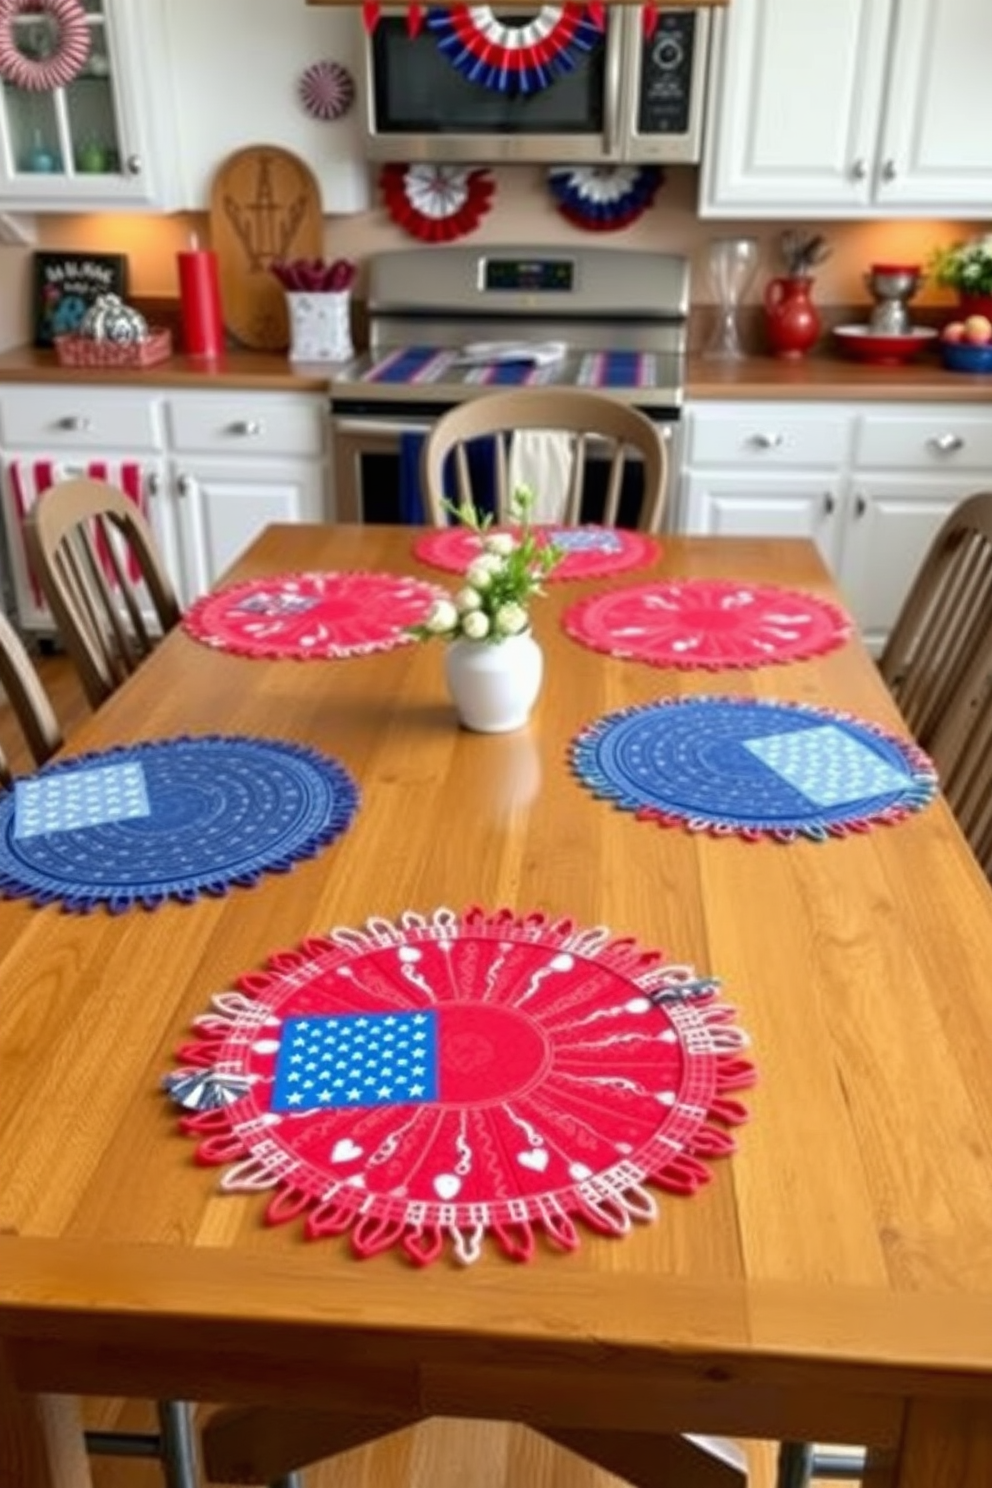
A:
[562, 578, 851, 669]
[182, 571, 443, 659]
[413, 525, 660, 582]
[165, 906, 754, 1266]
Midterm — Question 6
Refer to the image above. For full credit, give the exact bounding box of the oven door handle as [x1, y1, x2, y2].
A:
[333, 415, 434, 437]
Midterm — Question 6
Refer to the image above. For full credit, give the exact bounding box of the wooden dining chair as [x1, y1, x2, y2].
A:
[420, 388, 669, 531]
[0, 610, 62, 786]
[25, 476, 182, 710]
[878, 490, 992, 752]
[928, 638, 992, 879]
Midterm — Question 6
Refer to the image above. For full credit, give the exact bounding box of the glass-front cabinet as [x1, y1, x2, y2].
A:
[0, 0, 176, 208]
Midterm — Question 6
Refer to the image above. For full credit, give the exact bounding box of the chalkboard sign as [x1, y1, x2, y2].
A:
[32, 252, 129, 348]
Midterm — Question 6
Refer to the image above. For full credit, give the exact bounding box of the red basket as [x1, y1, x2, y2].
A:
[54, 328, 173, 369]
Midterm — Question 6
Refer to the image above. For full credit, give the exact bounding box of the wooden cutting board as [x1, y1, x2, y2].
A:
[209, 145, 324, 352]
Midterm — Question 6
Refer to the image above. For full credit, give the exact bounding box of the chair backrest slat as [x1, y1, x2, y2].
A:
[881, 491, 992, 880]
[0, 612, 62, 788]
[25, 477, 181, 710]
[421, 389, 668, 533]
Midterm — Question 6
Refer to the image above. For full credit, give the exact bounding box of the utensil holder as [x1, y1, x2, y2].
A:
[286, 291, 354, 363]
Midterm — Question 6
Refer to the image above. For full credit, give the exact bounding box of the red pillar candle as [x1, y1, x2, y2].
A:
[177, 247, 224, 358]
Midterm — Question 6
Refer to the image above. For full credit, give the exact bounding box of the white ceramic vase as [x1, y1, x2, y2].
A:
[444, 632, 543, 734]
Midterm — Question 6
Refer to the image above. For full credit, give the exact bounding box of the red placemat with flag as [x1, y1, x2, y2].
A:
[164, 906, 754, 1266]
[183, 571, 443, 660]
[413, 525, 660, 582]
[563, 578, 851, 669]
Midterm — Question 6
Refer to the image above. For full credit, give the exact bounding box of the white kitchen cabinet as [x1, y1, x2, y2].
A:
[163, 391, 328, 605]
[163, 0, 370, 214]
[700, 0, 992, 218]
[0, 0, 179, 211]
[0, 385, 168, 631]
[0, 385, 329, 629]
[679, 400, 991, 651]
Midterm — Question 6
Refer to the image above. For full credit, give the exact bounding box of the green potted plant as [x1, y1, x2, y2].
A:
[930, 235, 992, 318]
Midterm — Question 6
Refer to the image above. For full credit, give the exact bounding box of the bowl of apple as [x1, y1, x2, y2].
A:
[939, 314, 992, 372]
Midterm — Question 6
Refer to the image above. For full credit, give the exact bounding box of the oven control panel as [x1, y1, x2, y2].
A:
[483, 257, 575, 294]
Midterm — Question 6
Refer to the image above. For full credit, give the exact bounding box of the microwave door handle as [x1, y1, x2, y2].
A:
[603, 15, 624, 157]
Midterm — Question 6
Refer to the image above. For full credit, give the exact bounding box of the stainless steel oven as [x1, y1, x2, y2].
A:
[362, 7, 711, 164]
[328, 244, 689, 524]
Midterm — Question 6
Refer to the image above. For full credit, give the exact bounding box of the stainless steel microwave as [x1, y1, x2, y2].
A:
[362, 7, 711, 164]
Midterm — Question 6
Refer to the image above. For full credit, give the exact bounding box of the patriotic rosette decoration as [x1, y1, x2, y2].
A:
[0, 0, 90, 91]
[381, 163, 495, 243]
[426, 5, 604, 95]
[165, 906, 755, 1266]
[548, 164, 664, 232]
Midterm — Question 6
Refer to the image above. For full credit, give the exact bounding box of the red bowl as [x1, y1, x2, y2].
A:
[869, 262, 922, 276]
[833, 324, 938, 365]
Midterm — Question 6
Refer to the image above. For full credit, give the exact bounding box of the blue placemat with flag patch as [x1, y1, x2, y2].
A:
[0, 735, 359, 913]
[570, 696, 938, 842]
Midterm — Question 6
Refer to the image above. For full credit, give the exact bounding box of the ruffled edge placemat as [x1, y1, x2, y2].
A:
[413, 525, 661, 582]
[164, 905, 754, 1266]
[570, 695, 938, 842]
[183, 571, 443, 660]
[0, 734, 359, 913]
[562, 579, 852, 670]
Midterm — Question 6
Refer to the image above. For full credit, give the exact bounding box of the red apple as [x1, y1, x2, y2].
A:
[962, 314, 992, 345]
[942, 320, 966, 343]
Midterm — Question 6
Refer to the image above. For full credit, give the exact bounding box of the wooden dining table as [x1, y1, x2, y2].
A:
[2, 523, 992, 1488]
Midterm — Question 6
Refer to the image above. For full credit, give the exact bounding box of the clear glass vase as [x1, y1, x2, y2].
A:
[703, 238, 759, 360]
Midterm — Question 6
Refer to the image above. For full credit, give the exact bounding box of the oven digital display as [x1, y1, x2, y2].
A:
[483, 258, 574, 293]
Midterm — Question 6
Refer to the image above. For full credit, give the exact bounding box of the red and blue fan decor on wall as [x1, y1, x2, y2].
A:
[381, 163, 496, 243]
[548, 164, 664, 232]
[425, 6, 605, 95]
[360, 5, 666, 44]
[164, 906, 755, 1266]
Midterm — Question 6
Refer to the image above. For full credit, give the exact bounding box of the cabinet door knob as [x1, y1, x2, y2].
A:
[881, 158, 897, 182]
[147, 473, 160, 497]
[750, 432, 783, 450]
[177, 474, 193, 497]
[851, 158, 868, 181]
[928, 433, 965, 454]
[854, 493, 867, 518]
[823, 492, 835, 516]
[57, 415, 91, 432]
[125, 154, 142, 176]
[229, 419, 264, 437]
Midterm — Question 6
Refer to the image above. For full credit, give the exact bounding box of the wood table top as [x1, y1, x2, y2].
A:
[2, 526, 992, 1455]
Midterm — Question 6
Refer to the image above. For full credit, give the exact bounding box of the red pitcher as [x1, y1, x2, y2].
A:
[763, 275, 821, 359]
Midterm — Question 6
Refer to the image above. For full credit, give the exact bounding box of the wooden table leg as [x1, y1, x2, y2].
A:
[0, 1344, 93, 1488]
[868, 1399, 992, 1488]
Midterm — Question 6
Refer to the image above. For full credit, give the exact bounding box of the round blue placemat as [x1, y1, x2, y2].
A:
[0, 735, 360, 913]
[570, 696, 938, 842]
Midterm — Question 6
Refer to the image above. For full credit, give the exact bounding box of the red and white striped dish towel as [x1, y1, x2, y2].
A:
[6, 459, 149, 607]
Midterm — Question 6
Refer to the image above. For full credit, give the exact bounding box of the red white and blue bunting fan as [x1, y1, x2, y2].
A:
[548, 164, 664, 232]
[426, 5, 605, 95]
[358, 5, 661, 44]
[381, 163, 495, 243]
[164, 905, 755, 1266]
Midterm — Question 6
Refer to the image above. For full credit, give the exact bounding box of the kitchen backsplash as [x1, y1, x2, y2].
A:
[18, 166, 984, 353]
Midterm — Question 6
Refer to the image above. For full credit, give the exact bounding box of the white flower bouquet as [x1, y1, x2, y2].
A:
[413, 489, 562, 644]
